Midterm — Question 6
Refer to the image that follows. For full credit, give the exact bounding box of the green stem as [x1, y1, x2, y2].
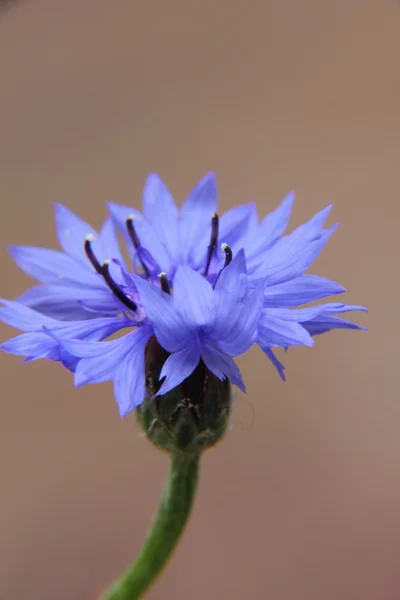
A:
[101, 451, 200, 600]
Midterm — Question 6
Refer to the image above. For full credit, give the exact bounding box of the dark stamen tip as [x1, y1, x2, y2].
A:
[126, 215, 140, 248]
[210, 213, 219, 238]
[126, 215, 152, 279]
[221, 243, 233, 267]
[158, 271, 171, 295]
[204, 212, 220, 276]
[84, 234, 103, 274]
[101, 260, 138, 312]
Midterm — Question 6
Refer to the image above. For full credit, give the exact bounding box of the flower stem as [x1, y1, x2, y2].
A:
[101, 451, 200, 600]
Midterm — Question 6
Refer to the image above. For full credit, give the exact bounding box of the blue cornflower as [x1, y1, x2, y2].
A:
[0, 174, 366, 416]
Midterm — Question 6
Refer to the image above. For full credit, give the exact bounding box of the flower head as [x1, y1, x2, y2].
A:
[0, 174, 366, 417]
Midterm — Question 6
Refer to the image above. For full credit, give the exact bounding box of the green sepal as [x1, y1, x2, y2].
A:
[136, 337, 231, 454]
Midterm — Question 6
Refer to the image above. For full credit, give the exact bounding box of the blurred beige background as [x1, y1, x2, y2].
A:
[0, 1, 397, 599]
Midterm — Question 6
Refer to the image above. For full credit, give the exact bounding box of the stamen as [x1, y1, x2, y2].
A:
[126, 216, 151, 279]
[84, 234, 103, 274]
[84, 237, 137, 311]
[212, 243, 233, 288]
[158, 272, 171, 295]
[221, 243, 233, 267]
[126, 215, 140, 248]
[102, 260, 138, 312]
[204, 212, 219, 276]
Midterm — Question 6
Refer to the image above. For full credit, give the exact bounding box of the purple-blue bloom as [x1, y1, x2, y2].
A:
[0, 173, 366, 416]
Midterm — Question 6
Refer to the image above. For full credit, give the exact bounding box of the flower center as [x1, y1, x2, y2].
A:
[83, 214, 233, 312]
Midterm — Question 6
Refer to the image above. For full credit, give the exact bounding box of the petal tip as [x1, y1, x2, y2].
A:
[53, 201, 65, 213]
[7, 244, 20, 257]
[284, 190, 296, 205]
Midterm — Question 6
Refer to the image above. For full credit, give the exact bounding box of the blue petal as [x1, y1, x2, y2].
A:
[263, 275, 346, 307]
[173, 266, 216, 329]
[266, 303, 367, 322]
[254, 191, 295, 250]
[156, 345, 201, 396]
[128, 215, 171, 272]
[66, 326, 151, 387]
[1, 332, 80, 372]
[49, 315, 132, 340]
[257, 312, 314, 348]
[16, 284, 119, 319]
[201, 344, 246, 392]
[136, 247, 161, 279]
[26, 341, 79, 371]
[99, 218, 127, 267]
[212, 252, 263, 355]
[54, 203, 96, 262]
[291, 205, 333, 242]
[214, 249, 248, 306]
[2, 331, 56, 358]
[213, 280, 264, 356]
[113, 327, 153, 415]
[254, 224, 338, 284]
[262, 348, 286, 381]
[0, 299, 55, 330]
[303, 315, 368, 336]
[8, 245, 100, 287]
[1, 305, 130, 367]
[132, 275, 191, 352]
[248, 203, 335, 278]
[180, 173, 218, 258]
[46, 324, 128, 360]
[59, 354, 80, 372]
[218, 203, 258, 249]
[142, 174, 180, 263]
